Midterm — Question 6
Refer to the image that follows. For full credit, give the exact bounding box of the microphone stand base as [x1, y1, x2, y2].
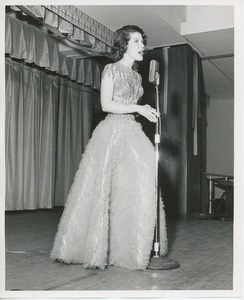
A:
[147, 256, 180, 270]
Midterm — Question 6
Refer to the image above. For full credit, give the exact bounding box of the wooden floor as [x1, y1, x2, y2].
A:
[5, 208, 233, 291]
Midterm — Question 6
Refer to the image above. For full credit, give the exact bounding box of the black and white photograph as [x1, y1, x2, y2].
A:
[0, 0, 243, 299]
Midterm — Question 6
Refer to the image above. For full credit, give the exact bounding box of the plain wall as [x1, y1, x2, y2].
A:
[206, 99, 234, 178]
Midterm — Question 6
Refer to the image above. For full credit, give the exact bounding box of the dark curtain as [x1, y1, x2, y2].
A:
[138, 44, 207, 218]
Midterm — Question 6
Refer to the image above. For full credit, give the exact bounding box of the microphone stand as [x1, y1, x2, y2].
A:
[147, 71, 180, 270]
[153, 72, 161, 258]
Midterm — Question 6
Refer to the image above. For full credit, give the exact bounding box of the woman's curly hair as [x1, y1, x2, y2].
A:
[111, 25, 147, 62]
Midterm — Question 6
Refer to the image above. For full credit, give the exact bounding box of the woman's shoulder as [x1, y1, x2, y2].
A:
[102, 62, 120, 79]
[103, 62, 120, 72]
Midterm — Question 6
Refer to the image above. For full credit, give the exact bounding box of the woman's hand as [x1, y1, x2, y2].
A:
[137, 105, 160, 123]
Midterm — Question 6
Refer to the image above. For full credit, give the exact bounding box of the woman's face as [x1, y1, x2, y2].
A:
[125, 32, 145, 61]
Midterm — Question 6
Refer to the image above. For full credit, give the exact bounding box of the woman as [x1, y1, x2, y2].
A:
[50, 25, 168, 270]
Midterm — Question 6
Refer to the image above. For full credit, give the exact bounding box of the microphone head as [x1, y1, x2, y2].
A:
[148, 60, 159, 83]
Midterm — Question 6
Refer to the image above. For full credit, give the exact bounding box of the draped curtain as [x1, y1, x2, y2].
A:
[5, 59, 59, 210]
[5, 14, 102, 89]
[5, 8, 106, 210]
[5, 58, 94, 210]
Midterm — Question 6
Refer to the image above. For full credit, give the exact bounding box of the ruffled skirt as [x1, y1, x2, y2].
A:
[50, 114, 168, 270]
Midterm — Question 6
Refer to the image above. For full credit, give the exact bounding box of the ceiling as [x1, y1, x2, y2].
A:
[72, 5, 234, 100]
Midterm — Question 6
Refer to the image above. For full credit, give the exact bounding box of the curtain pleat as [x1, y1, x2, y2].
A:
[92, 63, 101, 91]
[46, 37, 60, 72]
[193, 53, 200, 156]
[9, 16, 28, 59]
[35, 30, 50, 67]
[163, 47, 169, 114]
[27, 5, 45, 18]
[72, 26, 86, 41]
[84, 59, 93, 86]
[54, 79, 93, 206]
[5, 15, 12, 54]
[44, 9, 59, 28]
[38, 75, 59, 208]
[22, 68, 39, 209]
[58, 17, 73, 34]
[76, 59, 85, 83]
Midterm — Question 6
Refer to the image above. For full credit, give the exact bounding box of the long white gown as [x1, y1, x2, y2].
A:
[50, 62, 168, 270]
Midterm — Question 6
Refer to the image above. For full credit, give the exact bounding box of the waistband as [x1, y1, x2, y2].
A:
[105, 113, 136, 121]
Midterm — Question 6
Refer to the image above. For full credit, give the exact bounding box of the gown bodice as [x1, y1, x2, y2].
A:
[102, 62, 144, 105]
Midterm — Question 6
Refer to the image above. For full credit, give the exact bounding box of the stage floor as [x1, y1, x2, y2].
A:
[5, 207, 233, 291]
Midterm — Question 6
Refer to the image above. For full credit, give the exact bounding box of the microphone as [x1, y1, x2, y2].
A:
[148, 60, 160, 85]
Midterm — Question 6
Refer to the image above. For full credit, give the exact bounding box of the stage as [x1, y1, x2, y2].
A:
[5, 207, 233, 291]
